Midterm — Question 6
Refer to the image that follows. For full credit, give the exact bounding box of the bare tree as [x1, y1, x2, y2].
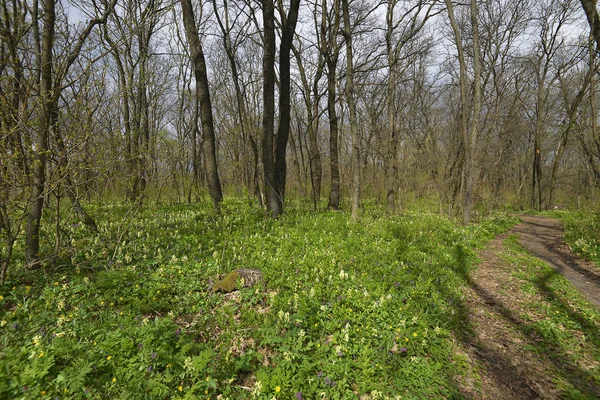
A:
[262, 0, 301, 217]
[181, 0, 223, 209]
[24, 0, 116, 266]
[342, 0, 360, 218]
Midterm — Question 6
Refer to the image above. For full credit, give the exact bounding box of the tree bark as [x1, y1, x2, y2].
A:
[444, 0, 468, 220]
[181, 0, 223, 209]
[462, 0, 482, 224]
[274, 0, 301, 211]
[26, 0, 55, 266]
[261, 0, 280, 217]
[385, 1, 397, 209]
[325, 0, 342, 210]
[580, 0, 600, 51]
[342, 0, 360, 219]
[327, 57, 341, 210]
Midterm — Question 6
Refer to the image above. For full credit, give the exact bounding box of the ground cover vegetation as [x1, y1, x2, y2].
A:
[0, 200, 520, 399]
[3, 0, 600, 398]
[557, 211, 600, 267]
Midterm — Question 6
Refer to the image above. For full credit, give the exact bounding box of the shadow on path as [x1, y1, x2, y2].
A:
[446, 224, 600, 399]
[514, 215, 600, 310]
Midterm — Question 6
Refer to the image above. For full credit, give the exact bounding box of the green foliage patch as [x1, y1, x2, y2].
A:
[553, 211, 600, 267]
[0, 200, 517, 399]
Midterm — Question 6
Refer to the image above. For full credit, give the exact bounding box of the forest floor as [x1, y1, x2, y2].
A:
[455, 215, 600, 399]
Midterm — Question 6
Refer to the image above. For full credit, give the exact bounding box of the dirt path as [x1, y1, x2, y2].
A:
[454, 215, 600, 399]
[513, 215, 600, 310]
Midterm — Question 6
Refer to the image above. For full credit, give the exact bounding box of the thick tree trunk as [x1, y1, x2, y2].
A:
[342, 0, 360, 219]
[580, 0, 600, 51]
[181, 0, 223, 210]
[327, 58, 341, 210]
[274, 0, 301, 211]
[261, 0, 280, 217]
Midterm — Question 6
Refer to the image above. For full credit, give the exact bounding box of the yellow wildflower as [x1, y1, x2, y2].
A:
[107, 355, 112, 360]
[275, 386, 281, 393]
[178, 386, 183, 392]
[112, 377, 117, 383]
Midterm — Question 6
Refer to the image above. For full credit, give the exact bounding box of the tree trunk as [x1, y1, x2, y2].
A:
[385, 1, 397, 209]
[327, 57, 341, 210]
[444, 0, 468, 220]
[325, 0, 341, 210]
[181, 0, 223, 210]
[212, 0, 262, 206]
[261, 0, 280, 217]
[54, 128, 98, 232]
[462, 0, 482, 224]
[274, 0, 301, 211]
[26, 0, 55, 266]
[533, 75, 546, 211]
[580, 0, 600, 51]
[548, 66, 593, 207]
[342, 0, 360, 219]
[292, 45, 323, 205]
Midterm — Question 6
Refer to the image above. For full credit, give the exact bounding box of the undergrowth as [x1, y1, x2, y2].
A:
[0, 200, 517, 399]
[551, 210, 600, 267]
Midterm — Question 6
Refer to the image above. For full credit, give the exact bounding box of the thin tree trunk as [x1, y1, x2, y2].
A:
[181, 0, 223, 209]
[54, 128, 98, 232]
[212, 0, 262, 205]
[533, 75, 545, 211]
[342, 0, 360, 219]
[26, 0, 55, 266]
[325, 0, 341, 210]
[444, 0, 468, 220]
[462, 0, 482, 224]
[292, 45, 322, 204]
[548, 66, 594, 207]
[385, 1, 397, 209]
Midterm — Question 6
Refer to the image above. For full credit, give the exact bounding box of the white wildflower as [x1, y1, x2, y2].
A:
[183, 357, 195, 372]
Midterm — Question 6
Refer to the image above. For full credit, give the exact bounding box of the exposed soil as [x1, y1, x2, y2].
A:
[514, 215, 600, 310]
[454, 215, 600, 399]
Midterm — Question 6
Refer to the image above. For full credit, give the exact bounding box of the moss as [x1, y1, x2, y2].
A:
[212, 270, 240, 293]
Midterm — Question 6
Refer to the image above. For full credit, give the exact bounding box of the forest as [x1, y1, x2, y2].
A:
[1, 0, 600, 398]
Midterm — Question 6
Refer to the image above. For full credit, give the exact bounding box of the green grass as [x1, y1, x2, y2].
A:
[0, 200, 518, 399]
[550, 210, 600, 267]
[499, 234, 600, 398]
